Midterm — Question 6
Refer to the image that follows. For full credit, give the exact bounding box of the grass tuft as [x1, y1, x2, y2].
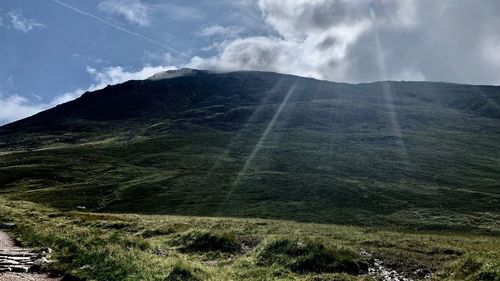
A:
[258, 238, 367, 274]
[165, 262, 201, 281]
[454, 256, 500, 281]
[178, 231, 240, 253]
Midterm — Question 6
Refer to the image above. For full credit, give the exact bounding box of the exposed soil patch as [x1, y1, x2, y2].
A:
[0, 230, 18, 249]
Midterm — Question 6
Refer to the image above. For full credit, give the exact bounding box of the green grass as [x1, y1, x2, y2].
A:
[257, 238, 367, 274]
[0, 126, 499, 234]
[0, 198, 498, 281]
[176, 231, 241, 253]
[0, 73, 499, 280]
[165, 262, 202, 281]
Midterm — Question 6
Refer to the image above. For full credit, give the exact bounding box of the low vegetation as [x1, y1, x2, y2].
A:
[257, 238, 367, 274]
[165, 262, 202, 281]
[0, 198, 498, 281]
[176, 231, 240, 253]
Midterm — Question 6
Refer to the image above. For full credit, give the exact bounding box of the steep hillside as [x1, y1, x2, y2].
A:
[1, 70, 499, 232]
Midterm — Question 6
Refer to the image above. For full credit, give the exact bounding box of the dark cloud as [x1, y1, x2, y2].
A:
[190, 0, 500, 85]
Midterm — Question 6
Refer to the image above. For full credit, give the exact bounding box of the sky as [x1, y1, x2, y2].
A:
[1, 0, 500, 125]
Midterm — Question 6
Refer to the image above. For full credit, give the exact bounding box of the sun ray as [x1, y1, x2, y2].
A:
[213, 81, 298, 214]
[232, 83, 297, 186]
[202, 76, 288, 178]
[370, 6, 409, 164]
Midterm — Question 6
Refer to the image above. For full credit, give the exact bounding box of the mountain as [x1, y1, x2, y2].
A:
[1, 70, 499, 232]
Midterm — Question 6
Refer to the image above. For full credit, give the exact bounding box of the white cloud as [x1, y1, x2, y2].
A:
[159, 4, 203, 22]
[55, 65, 177, 106]
[98, 0, 150, 26]
[197, 25, 245, 38]
[6, 10, 46, 32]
[86, 65, 176, 86]
[482, 36, 500, 65]
[0, 65, 176, 125]
[190, 37, 299, 72]
[189, 0, 500, 84]
[0, 95, 44, 125]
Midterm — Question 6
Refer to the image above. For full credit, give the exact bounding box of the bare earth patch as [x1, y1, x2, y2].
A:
[0, 230, 18, 249]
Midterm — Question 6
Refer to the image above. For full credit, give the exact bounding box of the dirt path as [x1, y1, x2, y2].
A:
[0, 230, 61, 281]
[0, 230, 18, 249]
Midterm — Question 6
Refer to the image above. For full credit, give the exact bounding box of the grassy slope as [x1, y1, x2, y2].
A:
[0, 123, 499, 233]
[1, 198, 498, 281]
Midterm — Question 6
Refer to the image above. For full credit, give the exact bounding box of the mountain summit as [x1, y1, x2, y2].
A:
[147, 68, 204, 80]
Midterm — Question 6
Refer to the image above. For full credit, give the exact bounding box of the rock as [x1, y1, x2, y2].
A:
[0, 223, 16, 229]
[33, 257, 49, 266]
[204, 260, 218, 266]
[360, 250, 373, 258]
[38, 247, 53, 257]
[31, 257, 50, 273]
[415, 268, 432, 278]
[79, 264, 91, 270]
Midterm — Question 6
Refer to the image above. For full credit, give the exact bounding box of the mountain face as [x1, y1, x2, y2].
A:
[1, 70, 499, 232]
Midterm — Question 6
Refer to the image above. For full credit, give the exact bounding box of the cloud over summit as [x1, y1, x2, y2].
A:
[190, 0, 500, 85]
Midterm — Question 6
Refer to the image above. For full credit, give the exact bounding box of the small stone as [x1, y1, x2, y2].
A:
[415, 268, 432, 278]
[38, 247, 53, 256]
[33, 257, 49, 266]
[204, 260, 218, 266]
[80, 264, 91, 270]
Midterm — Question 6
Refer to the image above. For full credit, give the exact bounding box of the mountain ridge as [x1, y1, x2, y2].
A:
[2, 69, 499, 132]
[0, 69, 499, 232]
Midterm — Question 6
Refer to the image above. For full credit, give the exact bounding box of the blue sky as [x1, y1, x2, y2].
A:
[1, 0, 500, 124]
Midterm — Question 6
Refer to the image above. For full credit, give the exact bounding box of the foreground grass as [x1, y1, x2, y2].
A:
[0, 198, 498, 281]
